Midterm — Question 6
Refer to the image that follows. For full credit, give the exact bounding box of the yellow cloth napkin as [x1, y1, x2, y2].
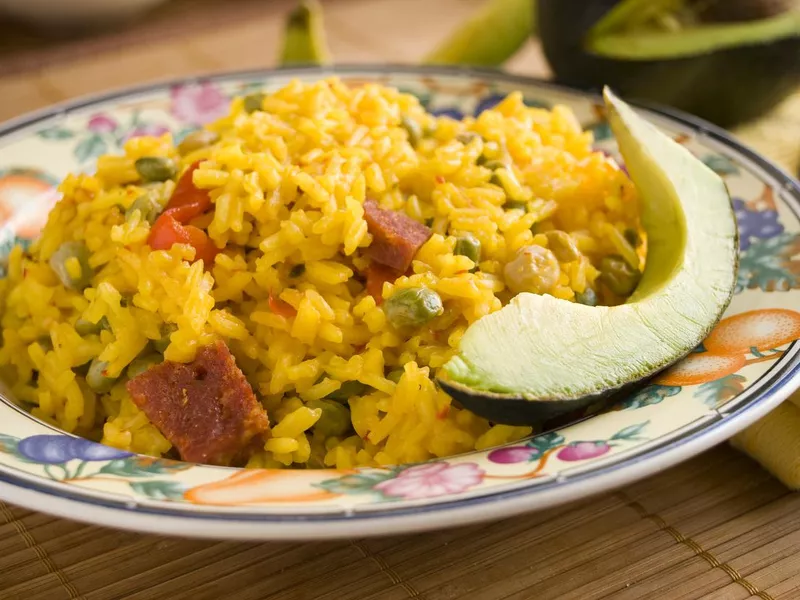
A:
[731, 393, 800, 489]
[729, 88, 800, 489]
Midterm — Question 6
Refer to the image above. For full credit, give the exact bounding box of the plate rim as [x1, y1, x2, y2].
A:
[0, 64, 798, 540]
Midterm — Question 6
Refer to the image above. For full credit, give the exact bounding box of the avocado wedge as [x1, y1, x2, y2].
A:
[423, 0, 535, 66]
[538, 0, 800, 126]
[439, 88, 738, 426]
[279, 0, 332, 66]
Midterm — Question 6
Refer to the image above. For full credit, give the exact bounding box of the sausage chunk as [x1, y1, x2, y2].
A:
[363, 200, 432, 272]
[365, 262, 401, 305]
[127, 341, 269, 466]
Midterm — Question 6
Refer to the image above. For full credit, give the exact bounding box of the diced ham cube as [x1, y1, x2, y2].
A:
[126, 341, 269, 466]
[363, 200, 432, 272]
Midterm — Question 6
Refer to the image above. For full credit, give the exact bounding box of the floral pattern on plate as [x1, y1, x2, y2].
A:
[0, 68, 796, 523]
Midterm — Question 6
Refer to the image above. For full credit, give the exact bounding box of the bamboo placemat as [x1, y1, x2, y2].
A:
[0, 1, 799, 598]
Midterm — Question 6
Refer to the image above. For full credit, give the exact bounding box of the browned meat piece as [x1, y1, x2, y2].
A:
[127, 341, 269, 466]
[363, 199, 432, 272]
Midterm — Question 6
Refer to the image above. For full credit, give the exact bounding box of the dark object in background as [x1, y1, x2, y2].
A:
[538, 0, 800, 127]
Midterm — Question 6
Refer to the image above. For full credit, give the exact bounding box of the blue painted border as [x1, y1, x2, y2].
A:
[0, 64, 798, 526]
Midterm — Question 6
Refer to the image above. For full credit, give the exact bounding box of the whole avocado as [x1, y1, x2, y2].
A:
[538, 0, 800, 126]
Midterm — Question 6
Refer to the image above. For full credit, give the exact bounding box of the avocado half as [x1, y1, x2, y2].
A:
[439, 88, 738, 426]
[538, 0, 800, 127]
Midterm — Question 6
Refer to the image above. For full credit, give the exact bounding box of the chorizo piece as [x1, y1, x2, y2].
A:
[363, 200, 432, 272]
[127, 340, 269, 466]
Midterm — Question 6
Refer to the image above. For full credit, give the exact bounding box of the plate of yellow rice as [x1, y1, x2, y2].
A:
[0, 66, 798, 540]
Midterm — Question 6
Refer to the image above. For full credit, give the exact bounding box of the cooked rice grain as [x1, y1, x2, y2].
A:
[0, 78, 642, 469]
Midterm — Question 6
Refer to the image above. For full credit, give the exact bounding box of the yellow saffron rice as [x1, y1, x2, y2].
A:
[0, 78, 642, 469]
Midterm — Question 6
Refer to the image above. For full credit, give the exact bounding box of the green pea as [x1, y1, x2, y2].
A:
[326, 380, 370, 401]
[482, 159, 507, 171]
[624, 228, 640, 247]
[49, 241, 93, 290]
[575, 288, 597, 307]
[178, 129, 220, 155]
[307, 399, 352, 437]
[492, 167, 526, 203]
[400, 115, 422, 148]
[384, 287, 443, 329]
[454, 233, 481, 264]
[74, 316, 109, 336]
[134, 157, 177, 183]
[386, 369, 404, 384]
[127, 354, 162, 380]
[86, 359, 117, 393]
[503, 200, 528, 212]
[35, 338, 53, 353]
[599, 255, 641, 296]
[243, 92, 266, 114]
[125, 193, 162, 224]
[545, 230, 580, 262]
[289, 264, 306, 278]
[153, 324, 177, 353]
[456, 132, 481, 145]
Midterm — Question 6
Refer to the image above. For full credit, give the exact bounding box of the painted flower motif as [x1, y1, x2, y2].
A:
[123, 124, 171, 142]
[170, 82, 229, 125]
[616, 383, 681, 410]
[737, 233, 800, 292]
[488, 446, 539, 464]
[474, 93, 507, 115]
[702, 154, 739, 176]
[430, 107, 465, 120]
[374, 462, 484, 499]
[734, 197, 784, 252]
[87, 114, 118, 133]
[556, 441, 611, 462]
[430, 93, 550, 121]
[16, 434, 133, 464]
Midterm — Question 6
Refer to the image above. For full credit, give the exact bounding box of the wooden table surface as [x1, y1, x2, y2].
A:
[1, 1, 800, 599]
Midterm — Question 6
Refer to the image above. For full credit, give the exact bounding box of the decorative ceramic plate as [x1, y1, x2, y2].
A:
[0, 66, 798, 541]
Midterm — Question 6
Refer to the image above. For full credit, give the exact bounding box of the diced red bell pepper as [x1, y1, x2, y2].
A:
[184, 224, 219, 265]
[148, 212, 190, 249]
[268, 294, 297, 318]
[148, 213, 218, 267]
[365, 263, 400, 305]
[163, 160, 212, 224]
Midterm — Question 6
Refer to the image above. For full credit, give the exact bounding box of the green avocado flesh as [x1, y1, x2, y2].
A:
[440, 88, 737, 408]
[587, 0, 800, 60]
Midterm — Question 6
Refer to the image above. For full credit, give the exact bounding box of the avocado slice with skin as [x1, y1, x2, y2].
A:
[423, 0, 536, 66]
[538, 0, 800, 126]
[278, 0, 332, 66]
[439, 88, 738, 426]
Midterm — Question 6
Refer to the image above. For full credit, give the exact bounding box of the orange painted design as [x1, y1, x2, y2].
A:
[485, 447, 558, 481]
[746, 184, 777, 212]
[704, 309, 800, 356]
[184, 468, 356, 506]
[656, 353, 747, 386]
[0, 175, 54, 238]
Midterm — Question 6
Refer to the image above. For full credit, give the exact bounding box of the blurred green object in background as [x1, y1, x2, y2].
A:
[279, 0, 332, 66]
[422, 0, 535, 66]
[538, 0, 800, 126]
[277, 0, 799, 127]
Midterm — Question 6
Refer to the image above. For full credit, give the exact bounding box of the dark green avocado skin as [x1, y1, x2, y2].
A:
[537, 0, 800, 127]
[438, 379, 638, 426]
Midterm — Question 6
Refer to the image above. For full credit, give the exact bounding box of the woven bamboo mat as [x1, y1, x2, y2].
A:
[0, 1, 799, 598]
[3, 447, 800, 599]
